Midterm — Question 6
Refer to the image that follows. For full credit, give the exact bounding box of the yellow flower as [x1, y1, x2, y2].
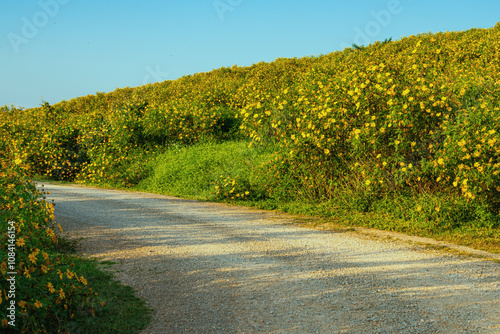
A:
[47, 283, 56, 293]
[34, 300, 43, 309]
[23, 268, 31, 279]
[324, 149, 330, 155]
[59, 288, 66, 300]
[28, 253, 37, 264]
[16, 237, 26, 247]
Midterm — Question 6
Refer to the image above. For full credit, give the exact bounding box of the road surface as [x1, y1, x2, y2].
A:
[41, 182, 500, 333]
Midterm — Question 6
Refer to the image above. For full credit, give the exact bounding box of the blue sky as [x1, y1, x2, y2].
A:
[1, 0, 499, 109]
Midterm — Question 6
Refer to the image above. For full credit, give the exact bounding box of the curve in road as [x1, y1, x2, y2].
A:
[42, 183, 500, 333]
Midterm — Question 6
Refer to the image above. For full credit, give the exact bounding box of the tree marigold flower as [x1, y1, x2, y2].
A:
[28, 253, 37, 264]
[16, 237, 26, 247]
[24, 268, 31, 279]
[47, 282, 56, 293]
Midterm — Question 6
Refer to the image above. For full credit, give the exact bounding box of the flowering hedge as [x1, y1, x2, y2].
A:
[0, 160, 103, 333]
[1, 24, 499, 220]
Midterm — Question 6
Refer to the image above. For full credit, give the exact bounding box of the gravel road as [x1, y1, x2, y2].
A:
[41, 183, 500, 333]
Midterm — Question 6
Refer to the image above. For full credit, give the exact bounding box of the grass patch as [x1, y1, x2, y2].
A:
[137, 140, 273, 201]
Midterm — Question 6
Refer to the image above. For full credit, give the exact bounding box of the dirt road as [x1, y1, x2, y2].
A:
[42, 183, 500, 333]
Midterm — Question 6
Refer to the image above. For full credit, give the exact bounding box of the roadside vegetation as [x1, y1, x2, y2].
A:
[0, 162, 152, 333]
[1, 24, 499, 331]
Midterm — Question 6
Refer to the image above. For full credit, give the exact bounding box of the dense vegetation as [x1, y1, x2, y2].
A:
[0, 162, 152, 333]
[1, 23, 500, 331]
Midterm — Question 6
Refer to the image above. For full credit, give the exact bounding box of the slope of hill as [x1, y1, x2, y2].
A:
[2, 24, 499, 251]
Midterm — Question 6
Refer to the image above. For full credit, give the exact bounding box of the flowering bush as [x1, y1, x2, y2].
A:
[0, 160, 103, 333]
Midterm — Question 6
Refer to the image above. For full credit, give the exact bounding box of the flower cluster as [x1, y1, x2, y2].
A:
[213, 175, 251, 200]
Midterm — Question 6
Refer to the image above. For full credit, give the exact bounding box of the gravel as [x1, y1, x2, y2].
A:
[41, 183, 500, 333]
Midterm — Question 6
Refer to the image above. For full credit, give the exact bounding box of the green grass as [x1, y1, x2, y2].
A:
[137, 140, 274, 201]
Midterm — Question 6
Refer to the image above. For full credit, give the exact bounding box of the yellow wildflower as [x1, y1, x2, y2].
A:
[16, 237, 26, 247]
[28, 253, 37, 264]
[59, 288, 66, 300]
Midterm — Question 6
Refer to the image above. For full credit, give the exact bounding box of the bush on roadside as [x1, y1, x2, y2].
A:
[0, 159, 104, 333]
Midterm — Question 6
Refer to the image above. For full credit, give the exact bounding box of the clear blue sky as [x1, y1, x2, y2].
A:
[1, 0, 499, 109]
